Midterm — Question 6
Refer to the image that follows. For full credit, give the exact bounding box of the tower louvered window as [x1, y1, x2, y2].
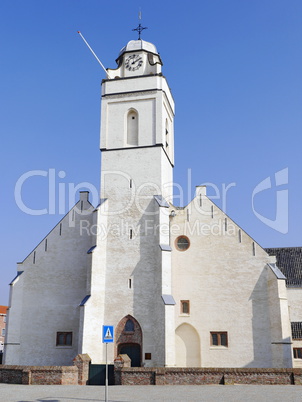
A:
[291, 322, 302, 339]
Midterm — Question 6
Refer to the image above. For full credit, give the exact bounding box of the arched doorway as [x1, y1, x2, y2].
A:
[175, 323, 201, 367]
[118, 343, 141, 367]
[115, 315, 142, 367]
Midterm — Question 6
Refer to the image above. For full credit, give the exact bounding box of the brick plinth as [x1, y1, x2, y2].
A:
[73, 354, 91, 385]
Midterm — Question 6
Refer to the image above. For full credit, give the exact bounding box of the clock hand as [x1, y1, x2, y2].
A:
[132, 56, 141, 64]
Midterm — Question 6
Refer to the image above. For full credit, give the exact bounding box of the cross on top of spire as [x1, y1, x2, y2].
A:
[132, 10, 148, 40]
[132, 23, 148, 40]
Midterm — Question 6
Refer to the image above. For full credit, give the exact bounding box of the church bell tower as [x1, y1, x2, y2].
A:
[100, 38, 174, 194]
[80, 37, 176, 368]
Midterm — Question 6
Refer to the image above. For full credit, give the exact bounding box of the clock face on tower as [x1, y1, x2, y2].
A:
[125, 54, 143, 71]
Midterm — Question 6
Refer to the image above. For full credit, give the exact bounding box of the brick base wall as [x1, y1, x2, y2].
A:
[1, 363, 301, 386]
[0, 366, 24, 384]
[30, 366, 78, 385]
[115, 367, 302, 386]
[0, 365, 78, 385]
[0, 354, 91, 385]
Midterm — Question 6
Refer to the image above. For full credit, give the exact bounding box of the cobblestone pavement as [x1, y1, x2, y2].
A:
[0, 384, 301, 402]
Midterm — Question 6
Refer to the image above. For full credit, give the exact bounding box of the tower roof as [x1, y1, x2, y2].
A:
[118, 40, 158, 57]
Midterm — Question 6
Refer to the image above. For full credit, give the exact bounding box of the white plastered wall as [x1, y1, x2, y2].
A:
[170, 192, 292, 368]
[4, 194, 94, 365]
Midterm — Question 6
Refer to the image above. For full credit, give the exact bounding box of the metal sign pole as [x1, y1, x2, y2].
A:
[105, 342, 108, 402]
[102, 325, 113, 402]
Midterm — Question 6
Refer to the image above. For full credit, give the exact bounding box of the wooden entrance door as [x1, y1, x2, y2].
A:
[118, 343, 141, 367]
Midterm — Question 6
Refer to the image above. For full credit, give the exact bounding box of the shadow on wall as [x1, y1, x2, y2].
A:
[247, 266, 291, 368]
[246, 267, 272, 367]
[132, 198, 165, 367]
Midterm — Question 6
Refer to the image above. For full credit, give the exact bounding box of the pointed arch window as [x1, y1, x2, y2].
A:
[124, 319, 135, 333]
[127, 109, 138, 146]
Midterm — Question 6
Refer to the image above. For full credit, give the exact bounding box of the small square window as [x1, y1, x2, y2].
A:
[56, 332, 72, 346]
[181, 300, 190, 315]
[293, 348, 302, 359]
[145, 353, 151, 360]
[210, 332, 228, 347]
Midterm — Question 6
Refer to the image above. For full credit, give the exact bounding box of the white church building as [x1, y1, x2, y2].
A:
[4, 37, 302, 369]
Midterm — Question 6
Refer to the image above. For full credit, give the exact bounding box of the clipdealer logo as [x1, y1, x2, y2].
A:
[252, 168, 288, 234]
[14, 168, 289, 234]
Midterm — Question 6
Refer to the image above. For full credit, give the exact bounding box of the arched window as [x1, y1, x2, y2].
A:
[127, 109, 138, 146]
[124, 319, 134, 332]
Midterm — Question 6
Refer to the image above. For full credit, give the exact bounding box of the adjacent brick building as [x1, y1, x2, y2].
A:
[0, 305, 8, 364]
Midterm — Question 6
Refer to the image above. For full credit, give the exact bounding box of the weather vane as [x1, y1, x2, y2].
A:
[132, 10, 148, 40]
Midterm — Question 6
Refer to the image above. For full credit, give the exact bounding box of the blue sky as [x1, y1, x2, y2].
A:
[1, 0, 301, 305]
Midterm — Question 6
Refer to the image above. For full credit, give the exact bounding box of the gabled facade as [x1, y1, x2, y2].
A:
[171, 190, 292, 368]
[4, 38, 299, 369]
[4, 193, 93, 365]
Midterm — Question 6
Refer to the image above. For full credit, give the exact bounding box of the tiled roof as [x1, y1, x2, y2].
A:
[265, 247, 302, 287]
[0, 306, 8, 315]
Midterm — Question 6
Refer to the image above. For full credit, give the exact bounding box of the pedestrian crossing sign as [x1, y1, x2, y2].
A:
[102, 325, 114, 343]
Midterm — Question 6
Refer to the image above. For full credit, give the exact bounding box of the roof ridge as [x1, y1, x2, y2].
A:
[265, 246, 302, 250]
